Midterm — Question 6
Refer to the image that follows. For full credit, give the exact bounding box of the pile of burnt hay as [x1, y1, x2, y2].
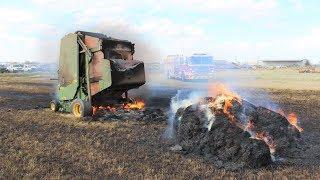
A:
[173, 97, 301, 170]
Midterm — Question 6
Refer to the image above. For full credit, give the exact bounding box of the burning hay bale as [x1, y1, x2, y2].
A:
[176, 103, 272, 169]
[171, 83, 302, 169]
[254, 107, 300, 156]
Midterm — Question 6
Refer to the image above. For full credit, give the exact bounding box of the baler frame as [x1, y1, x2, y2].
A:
[50, 31, 146, 117]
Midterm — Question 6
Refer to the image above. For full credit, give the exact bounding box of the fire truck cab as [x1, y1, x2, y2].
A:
[164, 53, 215, 81]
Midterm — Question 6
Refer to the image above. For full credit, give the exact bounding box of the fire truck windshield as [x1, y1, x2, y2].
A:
[188, 56, 213, 65]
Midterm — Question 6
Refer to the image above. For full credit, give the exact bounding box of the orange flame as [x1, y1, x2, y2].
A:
[92, 100, 145, 115]
[223, 97, 237, 123]
[245, 119, 255, 131]
[208, 82, 240, 100]
[208, 82, 277, 154]
[123, 100, 145, 110]
[287, 112, 303, 132]
[277, 108, 303, 132]
[208, 83, 241, 123]
[255, 131, 276, 154]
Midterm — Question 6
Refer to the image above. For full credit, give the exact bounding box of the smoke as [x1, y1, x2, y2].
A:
[89, 21, 164, 96]
[164, 69, 288, 141]
[90, 22, 162, 62]
[200, 103, 216, 131]
[165, 90, 206, 138]
[207, 69, 281, 111]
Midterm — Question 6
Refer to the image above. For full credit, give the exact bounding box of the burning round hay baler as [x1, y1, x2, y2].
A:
[50, 31, 146, 118]
[170, 83, 302, 169]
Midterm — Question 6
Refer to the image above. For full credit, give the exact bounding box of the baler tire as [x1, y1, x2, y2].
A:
[50, 100, 59, 112]
[83, 101, 93, 117]
[71, 99, 92, 118]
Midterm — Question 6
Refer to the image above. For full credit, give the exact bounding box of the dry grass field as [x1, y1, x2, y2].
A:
[0, 71, 320, 178]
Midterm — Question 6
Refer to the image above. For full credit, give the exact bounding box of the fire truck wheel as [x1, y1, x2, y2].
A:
[71, 99, 92, 118]
[50, 100, 59, 112]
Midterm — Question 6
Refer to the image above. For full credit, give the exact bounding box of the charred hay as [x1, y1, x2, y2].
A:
[95, 108, 167, 122]
[174, 97, 301, 169]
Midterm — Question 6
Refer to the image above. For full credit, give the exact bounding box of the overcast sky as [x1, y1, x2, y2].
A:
[1, 0, 320, 63]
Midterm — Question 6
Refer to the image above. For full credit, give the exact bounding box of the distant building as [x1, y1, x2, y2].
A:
[258, 59, 310, 67]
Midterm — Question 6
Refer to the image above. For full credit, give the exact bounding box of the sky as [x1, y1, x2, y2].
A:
[0, 0, 320, 64]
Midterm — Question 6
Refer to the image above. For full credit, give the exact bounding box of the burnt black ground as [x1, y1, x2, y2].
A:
[0, 75, 320, 178]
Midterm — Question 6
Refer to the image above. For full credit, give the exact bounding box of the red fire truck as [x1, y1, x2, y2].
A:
[164, 54, 215, 81]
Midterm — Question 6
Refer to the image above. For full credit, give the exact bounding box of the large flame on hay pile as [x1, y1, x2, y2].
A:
[210, 83, 241, 124]
[92, 99, 145, 115]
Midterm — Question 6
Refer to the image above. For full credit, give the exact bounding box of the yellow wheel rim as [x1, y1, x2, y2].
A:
[73, 103, 82, 117]
[50, 103, 55, 111]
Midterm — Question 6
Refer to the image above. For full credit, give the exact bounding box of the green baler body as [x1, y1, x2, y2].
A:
[56, 31, 145, 112]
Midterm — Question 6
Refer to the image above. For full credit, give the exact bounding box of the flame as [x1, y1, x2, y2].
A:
[123, 100, 145, 110]
[244, 120, 276, 154]
[287, 112, 303, 132]
[208, 83, 241, 124]
[208, 82, 276, 154]
[277, 108, 303, 132]
[208, 82, 240, 100]
[245, 119, 255, 131]
[255, 131, 276, 154]
[93, 105, 116, 115]
[92, 99, 145, 115]
[222, 97, 237, 123]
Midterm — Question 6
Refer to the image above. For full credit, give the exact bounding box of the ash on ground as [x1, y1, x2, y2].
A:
[93, 108, 167, 122]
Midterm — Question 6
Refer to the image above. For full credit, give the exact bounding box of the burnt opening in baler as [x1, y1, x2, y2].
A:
[102, 39, 134, 60]
[99, 37, 145, 90]
[108, 59, 145, 89]
[75, 31, 146, 105]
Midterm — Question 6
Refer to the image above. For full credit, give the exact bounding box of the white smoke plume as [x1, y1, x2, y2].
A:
[165, 90, 202, 138]
[91, 22, 162, 63]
